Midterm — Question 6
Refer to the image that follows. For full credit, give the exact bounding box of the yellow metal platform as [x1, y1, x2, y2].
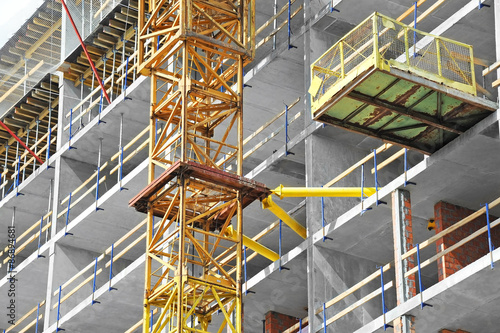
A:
[310, 12, 497, 154]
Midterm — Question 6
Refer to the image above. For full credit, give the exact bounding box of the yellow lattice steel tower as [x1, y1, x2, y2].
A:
[130, 1, 262, 332]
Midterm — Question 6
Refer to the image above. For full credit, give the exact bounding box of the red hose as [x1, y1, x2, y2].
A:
[60, 0, 111, 104]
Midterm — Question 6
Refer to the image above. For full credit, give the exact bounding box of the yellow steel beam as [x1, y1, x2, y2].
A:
[225, 226, 279, 262]
[262, 195, 307, 239]
[271, 184, 377, 199]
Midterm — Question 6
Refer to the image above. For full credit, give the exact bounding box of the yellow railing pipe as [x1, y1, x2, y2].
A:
[225, 226, 279, 262]
[271, 185, 377, 199]
[262, 196, 307, 239]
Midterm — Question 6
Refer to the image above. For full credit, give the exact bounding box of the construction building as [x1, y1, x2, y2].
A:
[0, 0, 499, 332]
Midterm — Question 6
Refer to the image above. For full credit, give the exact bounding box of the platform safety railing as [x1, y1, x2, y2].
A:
[310, 12, 476, 112]
[313, 195, 500, 332]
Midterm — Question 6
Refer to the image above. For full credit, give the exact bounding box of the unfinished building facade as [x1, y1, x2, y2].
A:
[0, 0, 499, 332]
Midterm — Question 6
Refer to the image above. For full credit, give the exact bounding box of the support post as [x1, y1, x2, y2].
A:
[391, 189, 416, 332]
[95, 138, 104, 211]
[37, 215, 45, 258]
[361, 163, 372, 215]
[109, 243, 117, 291]
[373, 149, 386, 205]
[404, 149, 416, 187]
[65, 193, 73, 236]
[92, 257, 100, 305]
[56, 286, 64, 332]
[380, 266, 393, 330]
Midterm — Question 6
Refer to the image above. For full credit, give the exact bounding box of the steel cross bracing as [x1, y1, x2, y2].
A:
[131, 1, 257, 332]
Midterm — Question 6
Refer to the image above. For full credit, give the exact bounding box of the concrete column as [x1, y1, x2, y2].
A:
[391, 189, 416, 333]
[43, 72, 65, 330]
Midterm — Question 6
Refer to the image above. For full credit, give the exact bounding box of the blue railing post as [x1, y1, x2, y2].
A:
[150, 309, 154, 332]
[379, 266, 392, 330]
[416, 244, 432, 309]
[56, 286, 63, 331]
[35, 302, 40, 332]
[68, 109, 76, 151]
[323, 303, 327, 333]
[16, 156, 22, 197]
[299, 318, 302, 332]
[37, 215, 45, 258]
[109, 243, 117, 291]
[361, 164, 372, 215]
[404, 148, 416, 187]
[95, 166, 104, 211]
[119, 146, 126, 190]
[483, 203, 494, 269]
[65, 193, 73, 236]
[373, 150, 386, 206]
[478, 0, 489, 9]
[321, 193, 332, 241]
[287, 0, 297, 49]
[123, 56, 129, 100]
[92, 257, 100, 305]
[46, 126, 52, 169]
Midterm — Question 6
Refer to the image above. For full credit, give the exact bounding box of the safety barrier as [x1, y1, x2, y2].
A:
[310, 12, 476, 115]
[314, 196, 500, 332]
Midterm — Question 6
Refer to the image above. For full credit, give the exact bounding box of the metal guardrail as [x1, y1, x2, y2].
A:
[310, 12, 476, 113]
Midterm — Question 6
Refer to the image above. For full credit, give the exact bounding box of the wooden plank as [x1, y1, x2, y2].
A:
[371, 148, 405, 174]
[492, 77, 500, 88]
[315, 263, 391, 314]
[404, 217, 500, 278]
[324, 143, 393, 187]
[483, 60, 500, 76]
[282, 317, 309, 333]
[60, 161, 108, 204]
[255, 0, 297, 36]
[52, 268, 103, 309]
[324, 281, 394, 328]
[5, 300, 46, 333]
[243, 98, 300, 146]
[401, 196, 500, 261]
[0, 60, 44, 104]
[56, 176, 107, 219]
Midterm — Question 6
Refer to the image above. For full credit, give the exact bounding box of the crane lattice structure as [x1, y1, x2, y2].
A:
[130, 1, 263, 332]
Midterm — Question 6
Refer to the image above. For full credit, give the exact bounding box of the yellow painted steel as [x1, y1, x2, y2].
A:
[310, 12, 476, 116]
[137, 0, 255, 332]
[262, 196, 307, 239]
[225, 226, 279, 262]
[271, 184, 377, 199]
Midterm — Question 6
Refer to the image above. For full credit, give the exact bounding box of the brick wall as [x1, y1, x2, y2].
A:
[435, 201, 500, 281]
[439, 329, 471, 333]
[264, 311, 299, 333]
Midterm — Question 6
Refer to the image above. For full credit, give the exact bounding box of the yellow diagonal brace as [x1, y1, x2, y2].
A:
[262, 195, 307, 239]
[211, 286, 236, 333]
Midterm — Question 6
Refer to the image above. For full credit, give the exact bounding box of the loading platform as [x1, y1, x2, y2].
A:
[309, 12, 497, 154]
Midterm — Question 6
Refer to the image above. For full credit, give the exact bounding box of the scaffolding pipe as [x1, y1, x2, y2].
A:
[271, 184, 377, 199]
[60, 0, 111, 104]
[262, 195, 307, 239]
[225, 225, 279, 262]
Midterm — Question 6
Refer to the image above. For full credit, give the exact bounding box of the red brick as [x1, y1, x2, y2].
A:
[264, 311, 298, 333]
[435, 201, 499, 281]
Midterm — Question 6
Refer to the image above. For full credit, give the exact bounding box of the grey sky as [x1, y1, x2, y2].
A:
[0, 0, 44, 49]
